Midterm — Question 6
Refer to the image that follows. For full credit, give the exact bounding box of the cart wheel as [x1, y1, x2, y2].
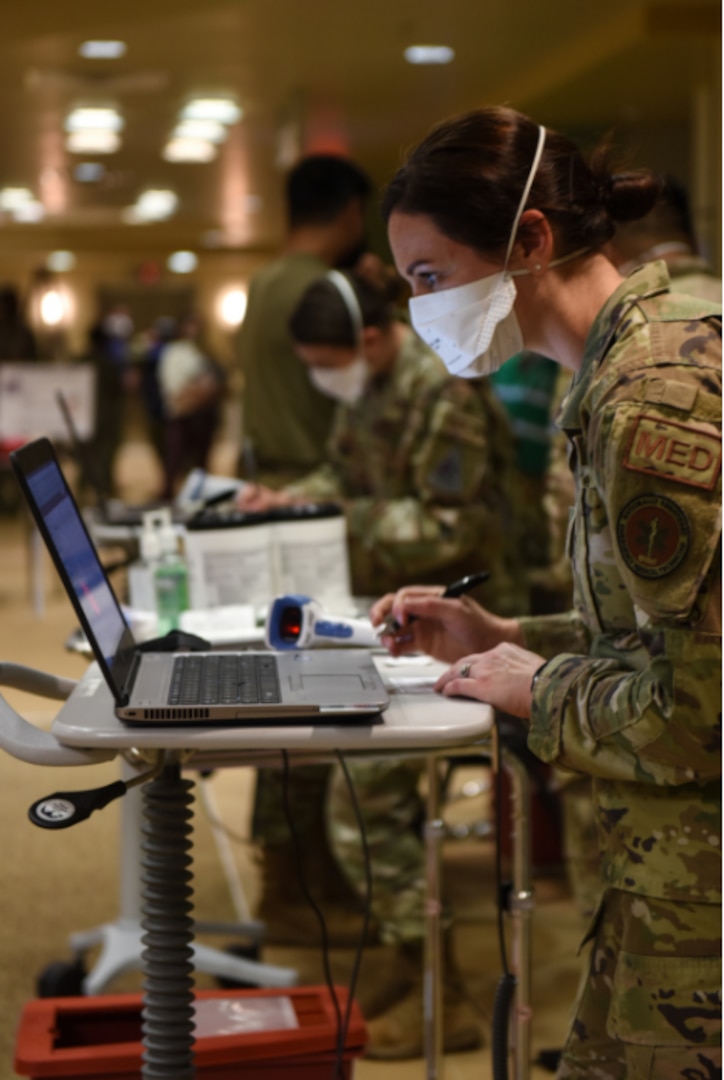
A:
[36, 958, 87, 997]
[216, 941, 262, 989]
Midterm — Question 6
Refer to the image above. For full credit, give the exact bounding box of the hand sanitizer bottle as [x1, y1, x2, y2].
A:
[128, 513, 163, 614]
[155, 512, 190, 635]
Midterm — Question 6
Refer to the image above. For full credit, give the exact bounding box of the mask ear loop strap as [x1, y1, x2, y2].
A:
[326, 270, 364, 347]
[503, 124, 547, 274]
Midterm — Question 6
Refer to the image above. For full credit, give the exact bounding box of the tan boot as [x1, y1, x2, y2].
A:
[363, 948, 484, 1060]
[255, 842, 378, 948]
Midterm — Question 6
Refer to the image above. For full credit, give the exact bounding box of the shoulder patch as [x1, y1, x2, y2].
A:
[623, 413, 722, 491]
[427, 447, 463, 494]
[617, 494, 690, 578]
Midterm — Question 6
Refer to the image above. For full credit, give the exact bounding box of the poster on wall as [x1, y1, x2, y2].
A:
[0, 362, 96, 443]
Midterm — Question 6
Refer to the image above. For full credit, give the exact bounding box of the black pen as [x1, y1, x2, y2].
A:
[377, 570, 491, 635]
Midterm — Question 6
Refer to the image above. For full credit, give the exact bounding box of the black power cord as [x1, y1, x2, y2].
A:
[492, 718, 517, 1080]
[280, 751, 374, 1078]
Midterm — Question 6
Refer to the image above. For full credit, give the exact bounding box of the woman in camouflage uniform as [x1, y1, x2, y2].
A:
[374, 106, 721, 1079]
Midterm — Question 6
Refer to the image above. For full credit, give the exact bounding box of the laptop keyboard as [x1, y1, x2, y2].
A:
[168, 654, 281, 706]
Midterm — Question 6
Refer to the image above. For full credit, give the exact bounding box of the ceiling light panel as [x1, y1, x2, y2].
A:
[163, 138, 217, 163]
[65, 108, 124, 133]
[173, 120, 227, 144]
[167, 251, 198, 273]
[404, 45, 455, 64]
[78, 41, 127, 59]
[0, 187, 34, 210]
[130, 189, 179, 222]
[66, 131, 121, 154]
[181, 98, 242, 124]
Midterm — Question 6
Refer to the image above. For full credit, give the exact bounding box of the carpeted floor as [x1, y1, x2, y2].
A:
[0, 436, 585, 1080]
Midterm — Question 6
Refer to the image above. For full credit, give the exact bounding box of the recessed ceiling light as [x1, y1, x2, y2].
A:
[0, 187, 34, 211]
[181, 98, 242, 125]
[163, 137, 216, 163]
[126, 189, 179, 223]
[78, 40, 127, 59]
[66, 131, 121, 154]
[65, 108, 124, 133]
[74, 162, 105, 183]
[47, 250, 76, 272]
[404, 45, 455, 64]
[13, 201, 45, 223]
[167, 251, 198, 274]
[173, 119, 227, 144]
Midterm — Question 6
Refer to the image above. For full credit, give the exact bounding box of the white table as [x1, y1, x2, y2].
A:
[10, 654, 533, 1079]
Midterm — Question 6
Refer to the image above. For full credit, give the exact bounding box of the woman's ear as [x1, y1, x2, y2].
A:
[514, 209, 555, 271]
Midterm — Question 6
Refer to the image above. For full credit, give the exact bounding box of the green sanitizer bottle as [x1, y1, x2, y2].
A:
[154, 512, 190, 635]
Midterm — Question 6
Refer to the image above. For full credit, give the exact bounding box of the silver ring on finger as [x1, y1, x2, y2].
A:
[458, 662, 472, 678]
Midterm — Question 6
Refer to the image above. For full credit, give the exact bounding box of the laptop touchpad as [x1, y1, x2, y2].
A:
[300, 675, 364, 693]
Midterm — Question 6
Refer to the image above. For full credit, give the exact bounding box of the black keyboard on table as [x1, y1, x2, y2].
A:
[168, 654, 281, 706]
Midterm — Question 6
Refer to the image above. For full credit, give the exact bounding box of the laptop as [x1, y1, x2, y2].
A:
[11, 438, 389, 726]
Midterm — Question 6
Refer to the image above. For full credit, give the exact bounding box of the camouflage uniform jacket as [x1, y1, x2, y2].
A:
[286, 328, 524, 608]
[521, 261, 722, 904]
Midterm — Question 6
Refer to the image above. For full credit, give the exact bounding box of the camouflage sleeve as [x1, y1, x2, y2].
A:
[342, 381, 502, 580]
[518, 610, 591, 660]
[285, 463, 345, 501]
[529, 369, 722, 787]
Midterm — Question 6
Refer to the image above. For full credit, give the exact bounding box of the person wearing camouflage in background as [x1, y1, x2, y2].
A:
[238, 269, 521, 1052]
[374, 106, 721, 1075]
[241, 272, 522, 608]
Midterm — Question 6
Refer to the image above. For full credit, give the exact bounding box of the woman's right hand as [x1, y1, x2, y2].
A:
[370, 585, 524, 664]
[235, 484, 295, 513]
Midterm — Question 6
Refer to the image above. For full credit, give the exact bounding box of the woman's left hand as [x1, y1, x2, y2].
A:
[434, 642, 546, 720]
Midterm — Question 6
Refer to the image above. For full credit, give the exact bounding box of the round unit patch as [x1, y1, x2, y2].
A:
[617, 494, 690, 579]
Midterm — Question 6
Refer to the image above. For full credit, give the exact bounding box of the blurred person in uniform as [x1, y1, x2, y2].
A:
[138, 316, 176, 471]
[0, 285, 36, 360]
[158, 311, 224, 498]
[237, 154, 372, 488]
[239, 272, 520, 1057]
[81, 306, 134, 499]
[371, 106, 721, 1077]
[239, 269, 521, 604]
[607, 173, 721, 303]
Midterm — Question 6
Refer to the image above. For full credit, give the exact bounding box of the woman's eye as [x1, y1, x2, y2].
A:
[417, 271, 440, 290]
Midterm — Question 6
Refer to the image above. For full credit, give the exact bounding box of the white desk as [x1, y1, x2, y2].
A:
[46, 655, 532, 1080]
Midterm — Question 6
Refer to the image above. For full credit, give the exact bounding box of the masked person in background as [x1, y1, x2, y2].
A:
[239, 268, 522, 604]
[370, 106, 721, 1077]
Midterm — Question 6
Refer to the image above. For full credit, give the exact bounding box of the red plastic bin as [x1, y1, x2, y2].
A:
[14, 986, 367, 1079]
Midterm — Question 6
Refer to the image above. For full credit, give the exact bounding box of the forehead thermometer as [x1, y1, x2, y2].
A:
[265, 595, 379, 650]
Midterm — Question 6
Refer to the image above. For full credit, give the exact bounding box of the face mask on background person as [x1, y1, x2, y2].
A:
[409, 126, 547, 379]
[307, 269, 370, 404]
[308, 356, 370, 404]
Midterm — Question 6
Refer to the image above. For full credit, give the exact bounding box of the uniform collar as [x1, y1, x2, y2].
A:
[557, 260, 671, 431]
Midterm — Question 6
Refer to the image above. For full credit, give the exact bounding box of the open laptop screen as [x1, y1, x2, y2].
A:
[12, 438, 136, 702]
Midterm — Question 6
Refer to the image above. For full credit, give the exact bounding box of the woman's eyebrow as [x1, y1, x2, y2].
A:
[405, 259, 431, 275]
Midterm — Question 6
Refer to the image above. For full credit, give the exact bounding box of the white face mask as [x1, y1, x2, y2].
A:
[408, 125, 547, 379]
[309, 356, 369, 405]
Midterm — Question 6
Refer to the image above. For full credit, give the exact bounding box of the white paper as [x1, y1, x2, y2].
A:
[193, 996, 299, 1038]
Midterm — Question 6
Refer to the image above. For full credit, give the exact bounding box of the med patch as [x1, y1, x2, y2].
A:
[617, 494, 690, 579]
[623, 413, 721, 491]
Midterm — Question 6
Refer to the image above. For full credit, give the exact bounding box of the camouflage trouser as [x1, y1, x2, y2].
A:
[558, 773, 602, 923]
[252, 764, 331, 844]
[326, 757, 435, 945]
[558, 888, 722, 1080]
